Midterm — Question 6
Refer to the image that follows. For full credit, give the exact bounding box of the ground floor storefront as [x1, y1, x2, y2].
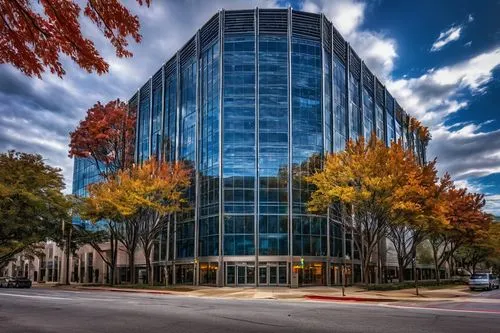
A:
[149, 257, 371, 287]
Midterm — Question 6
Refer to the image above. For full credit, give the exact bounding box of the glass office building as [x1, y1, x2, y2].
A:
[129, 9, 427, 287]
[71, 158, 103, 229]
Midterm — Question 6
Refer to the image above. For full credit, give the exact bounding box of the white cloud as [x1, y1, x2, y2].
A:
[431, 25, 463, 52]
[468, 14, 474, 23]
[484, 195, 500, 216]
[303, 0, 365, 36]
[386, 47, 500, 192]
[301, 0, 397, 79]
[387, 47, 500, 126]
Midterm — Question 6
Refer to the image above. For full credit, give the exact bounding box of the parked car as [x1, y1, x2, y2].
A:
[0, 276, 32, 288]
[469, 273, 500, 291]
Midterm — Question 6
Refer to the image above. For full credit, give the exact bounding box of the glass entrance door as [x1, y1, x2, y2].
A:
[226, 263, 256, 286]
[237, 266, 246, 285]
[258, 262, 287, 286]
[269, 266, 277, 284]
[259, 266, 267, 285]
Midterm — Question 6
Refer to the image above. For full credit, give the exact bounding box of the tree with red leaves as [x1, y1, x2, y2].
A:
[69, 99, 136, 176]
[0, 0, 151, 78]
[429, 181, 492, 283]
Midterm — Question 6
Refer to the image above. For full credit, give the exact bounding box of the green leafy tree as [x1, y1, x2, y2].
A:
[0, 151, 69, 268]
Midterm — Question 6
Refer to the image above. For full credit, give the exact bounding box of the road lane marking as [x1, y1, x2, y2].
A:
[0, 292, 118, 302]
[0, 293, 67, 300]
[380, 303, 500, 315]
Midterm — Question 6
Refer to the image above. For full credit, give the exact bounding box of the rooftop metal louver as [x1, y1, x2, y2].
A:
[376, 79, 384, 106]
[395, 103, 404, 123]
[332, 25, 346, 63]
[152, 68, 162, 90]
[385, 91, 394, 114]
[128, 92, 138, 110]
[140, 81, 150, 101]
[200, 13, 219, 50]
[349, 48, 361, 80]
[292, 11, 320, 40]
[224, 10, 254, 34]
[362, 63, 374, 94]
[180, 36, 196, 67]
[164, 57, 176, 79]
[259, 9, 287, 34]
[322, 16, 332, 52]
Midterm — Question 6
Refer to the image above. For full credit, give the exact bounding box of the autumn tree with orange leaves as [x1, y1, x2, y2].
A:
[0, 0, 151, 78]
[308, 136, 447, 284]
[82, 158, 190, 285]
[308, 137, 421, 284]
[429, 184, 492, 283]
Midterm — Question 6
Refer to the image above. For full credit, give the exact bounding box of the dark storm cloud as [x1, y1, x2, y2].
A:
[0, 0, 280, 190]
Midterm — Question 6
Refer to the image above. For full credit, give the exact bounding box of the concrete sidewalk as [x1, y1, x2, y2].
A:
[36, 283, 500, 304]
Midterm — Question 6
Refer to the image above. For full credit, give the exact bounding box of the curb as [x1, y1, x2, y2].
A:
[74, 287, 172, 295]
[304, 295, 399, 302]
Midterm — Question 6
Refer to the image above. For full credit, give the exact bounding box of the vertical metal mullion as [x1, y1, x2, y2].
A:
[345, 44, 350, 141]
[148, 78, 153, 159]
[194, 30, 201, 286]
[158, 68, 166, 280]
[320, 14, 326, 155]
[331, 24, 335, 152]
[173, 52, 180, 285]
[160, 67, 166, 162]
[218, 10, 224, 287]
[287, 7, 293, 286]
[372, 76, 377, 138]
[392, 98, 397, 144]
[383, 86, 387, 147]
[134, 89, 140, 164]
[320, 14, 331, 287]
[360, 62, 364, 140]
[254, 7, 259, 286]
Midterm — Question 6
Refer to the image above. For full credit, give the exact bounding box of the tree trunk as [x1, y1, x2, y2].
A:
[144, 245, 153, 286]
[397, 256, 405, 282]
[112, 236, 118, 285]
[109, 234, 115, 286]
[431, 242, 440, 284]
[127, 247, 136, 284]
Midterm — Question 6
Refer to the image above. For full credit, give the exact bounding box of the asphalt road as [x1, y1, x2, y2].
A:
[394, 287, 500, 313]
[1, 288, 500, 333]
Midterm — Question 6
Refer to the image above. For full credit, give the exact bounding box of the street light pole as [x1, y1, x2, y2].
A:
[412, 257, 419, 296]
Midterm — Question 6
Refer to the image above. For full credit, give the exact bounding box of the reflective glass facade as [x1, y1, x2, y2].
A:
[71, 158, 103, 229]
[129, 9, 426, 287]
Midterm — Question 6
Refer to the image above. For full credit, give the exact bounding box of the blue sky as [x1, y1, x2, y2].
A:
[0, 0, 499, 214]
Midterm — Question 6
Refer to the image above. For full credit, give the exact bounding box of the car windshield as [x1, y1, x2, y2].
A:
[471, 274, 488, 279]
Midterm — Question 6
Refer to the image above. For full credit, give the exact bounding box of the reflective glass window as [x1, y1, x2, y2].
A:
[177, 57, 197, 259]
[375, 103, 384, 141]
[223, 34, 255, 255]
[362, 88, 374, 141]
[163, 73, 177, 162]
[258, 35, 288, 256]
[151, 83, 162, 158]
[348, 73, 361, 141]
[199, 41, 220, 257]
[333, 56, 347, 152]
[138, 90, 150, 162]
